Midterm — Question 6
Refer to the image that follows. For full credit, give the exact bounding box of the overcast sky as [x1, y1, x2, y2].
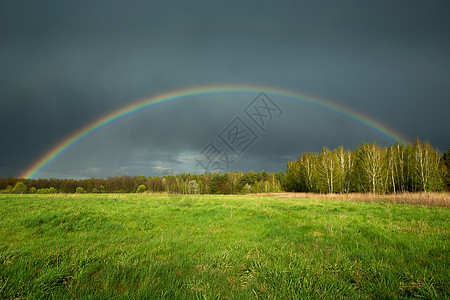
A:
[1, 0, 449, 179]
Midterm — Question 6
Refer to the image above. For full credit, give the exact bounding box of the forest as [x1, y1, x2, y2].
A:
[0, 171, 284, 195]
[285, 138, 449, 193]
[1, 138, 448, 194]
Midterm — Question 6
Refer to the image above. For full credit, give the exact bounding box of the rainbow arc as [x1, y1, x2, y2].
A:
[20, 85, 410, 179]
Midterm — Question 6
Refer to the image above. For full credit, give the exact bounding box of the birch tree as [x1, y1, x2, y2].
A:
[285, 160, 302, 192]
[392, 142, 408, 192]
[386, 145, 397, 193]
[298, 152, 318, 192]
[355, 142, 387, 193]
[335, 146, 354, 193]
[317, 147, 338, 193]
[413, 138, 443, 191]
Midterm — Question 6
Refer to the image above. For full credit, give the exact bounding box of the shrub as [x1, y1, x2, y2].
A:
[136, 185, 147, 193]
[76, 187, 86, 194]
[1, 185, 13, 194]
[36, 187, 57, 194]
[12, 182, 27, 194]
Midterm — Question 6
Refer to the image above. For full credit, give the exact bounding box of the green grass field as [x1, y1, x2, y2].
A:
[0, 194, 448, 299]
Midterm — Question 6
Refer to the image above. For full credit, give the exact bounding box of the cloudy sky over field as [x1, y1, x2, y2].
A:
[1, 0, 449, 179]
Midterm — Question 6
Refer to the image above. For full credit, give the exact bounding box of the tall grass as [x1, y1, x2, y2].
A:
[255, 192, 450, 207]
[0, 194, 448, 299]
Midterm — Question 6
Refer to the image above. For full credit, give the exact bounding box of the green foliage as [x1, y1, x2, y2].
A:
[0, 172, 283, 195]
[256, 170, 268, 181]
[209, 173, 231, 194]
[354, 142, 386, 193]
[285, 153, 318, 192]
[275, 170, 284, 184]
[12, 182, 27, 194]
[238, 171, 257, 192]
[241, 183, 252, 194]
[36, 187, 57, 194]
[1, 185, 13, 194]
[136, 184, 147, 193]
[285, 139, 446, 193]
[284, 160, 302, 192]
[443, 148, 450, 191]
[317, 147, 339, 193]
[76, 187, 86, 194]
[28, 187, 37, 194]
[411, 138, 443, 191]
[0, 194, 448, 298]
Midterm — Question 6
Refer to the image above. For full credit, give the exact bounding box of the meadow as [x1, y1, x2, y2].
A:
[0, 193, 448, 299]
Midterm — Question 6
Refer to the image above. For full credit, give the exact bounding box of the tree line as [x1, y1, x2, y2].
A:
[1, 138, 448, 195]
[0, 171, 284, 195]
[285, 138, 449, 193]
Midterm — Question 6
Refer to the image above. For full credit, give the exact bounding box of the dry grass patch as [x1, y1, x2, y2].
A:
[251, 192, 450, 207]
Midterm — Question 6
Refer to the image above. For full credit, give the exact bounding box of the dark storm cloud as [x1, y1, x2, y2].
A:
[1, 0, 449, 178]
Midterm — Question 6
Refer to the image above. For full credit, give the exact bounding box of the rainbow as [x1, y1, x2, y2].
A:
[20, 85, 410, 179]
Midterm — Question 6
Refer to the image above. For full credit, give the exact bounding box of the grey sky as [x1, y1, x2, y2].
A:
[1, 0, 449, 178]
